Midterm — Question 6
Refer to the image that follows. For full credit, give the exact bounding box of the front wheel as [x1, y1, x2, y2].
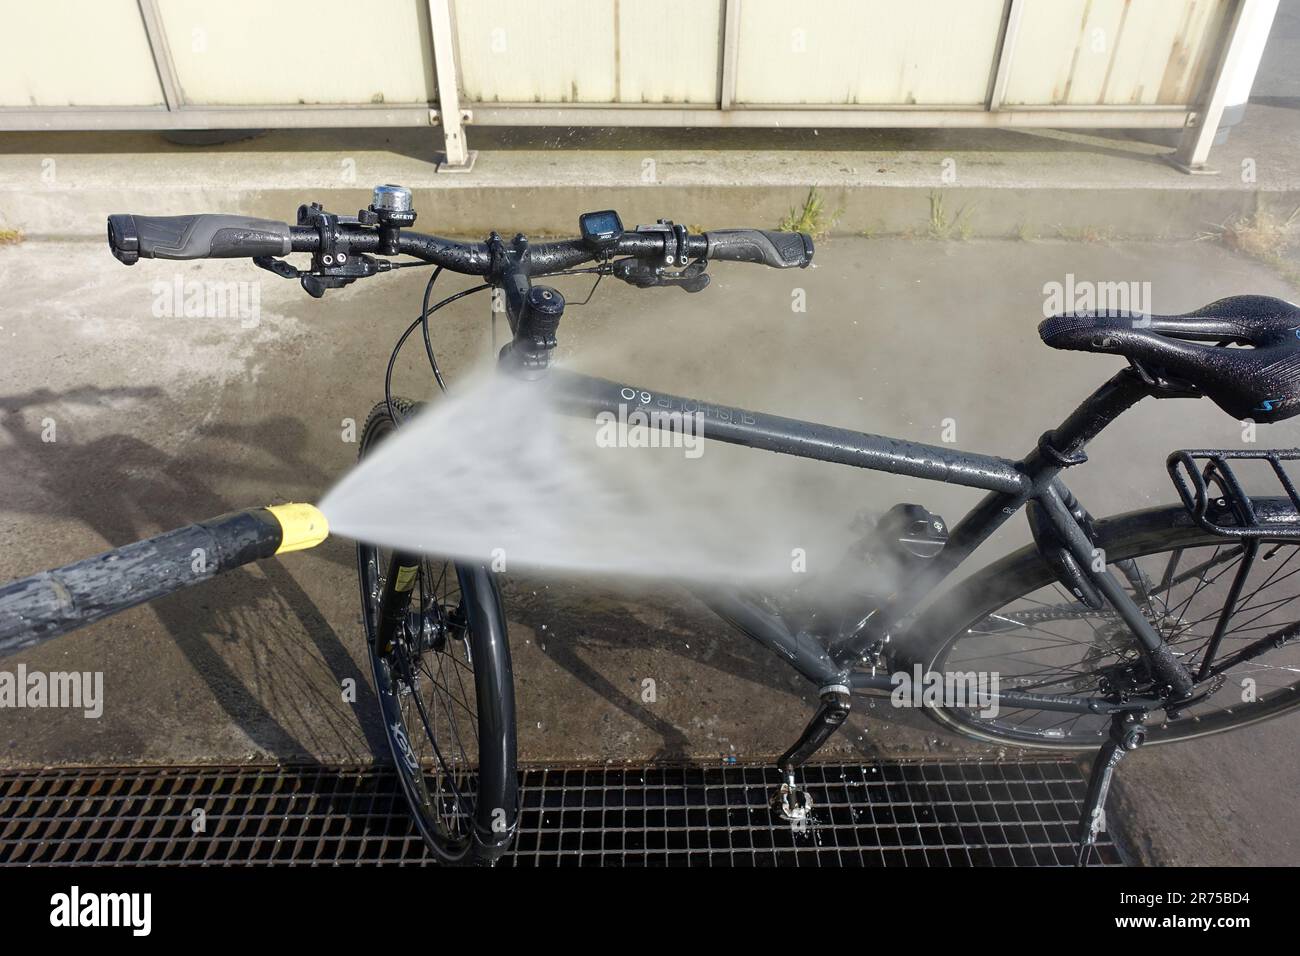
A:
[904, 503, 1300, 749]
[357, 398, 518, 864]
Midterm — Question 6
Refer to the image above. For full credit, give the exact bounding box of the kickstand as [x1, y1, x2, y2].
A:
[1075, 709, 1147, 866]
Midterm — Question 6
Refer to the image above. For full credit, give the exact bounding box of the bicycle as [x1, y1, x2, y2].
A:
[100, 186, 1300, 866]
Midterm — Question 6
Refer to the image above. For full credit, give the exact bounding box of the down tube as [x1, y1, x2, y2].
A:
[544, 370, 1031, 495]
[829, 484, 1032, 664]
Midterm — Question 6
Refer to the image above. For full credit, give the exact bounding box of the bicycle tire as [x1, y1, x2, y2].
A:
[356, 397, 518, 864]
[901, 503, 1300, 750]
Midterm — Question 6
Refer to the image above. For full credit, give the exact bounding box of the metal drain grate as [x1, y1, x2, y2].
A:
[0, 760, 1122, 866]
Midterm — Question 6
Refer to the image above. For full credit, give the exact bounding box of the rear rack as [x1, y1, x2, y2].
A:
[1167, 448, 1300, 539]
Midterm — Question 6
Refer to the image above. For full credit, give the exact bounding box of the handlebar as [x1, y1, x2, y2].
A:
[107, 212, 813, 275]
[108, 196, 814, 378]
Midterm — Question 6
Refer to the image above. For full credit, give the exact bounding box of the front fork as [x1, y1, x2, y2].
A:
[376, 553, 422, 651]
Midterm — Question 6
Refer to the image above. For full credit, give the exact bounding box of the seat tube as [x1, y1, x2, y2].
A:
[1037, 483, 1196, 699]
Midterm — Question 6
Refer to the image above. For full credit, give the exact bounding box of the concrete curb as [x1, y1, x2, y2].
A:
[1, 111, 1297, 241]
[4, 182, 1298, 244]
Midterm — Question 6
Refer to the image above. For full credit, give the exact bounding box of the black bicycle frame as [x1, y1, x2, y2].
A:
[541, 365, 1194, 717]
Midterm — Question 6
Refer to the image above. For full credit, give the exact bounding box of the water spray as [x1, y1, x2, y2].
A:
[0, 503, 329, 655]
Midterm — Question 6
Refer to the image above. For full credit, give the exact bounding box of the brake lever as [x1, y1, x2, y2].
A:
[611, 257, 710, 293]
[253, 253, 392, 298]
[254, 256, 303, 280]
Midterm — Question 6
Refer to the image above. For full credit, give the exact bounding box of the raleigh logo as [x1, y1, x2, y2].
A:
[890, 665, 1000, 718]
[50, 886, 151, 936]
[0, 665, 102, 718]
[595, 402, 705, 459]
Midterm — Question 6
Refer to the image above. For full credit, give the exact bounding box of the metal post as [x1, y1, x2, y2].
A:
[719, 0, 741, 110]
[986, 0, 1024, 111]
[1169, 0, 1278, 174]
[427, 0, 475, 171]
[136, 0, 183, 112]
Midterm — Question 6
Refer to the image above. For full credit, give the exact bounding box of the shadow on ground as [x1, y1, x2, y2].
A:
[0, 384, 385, 763]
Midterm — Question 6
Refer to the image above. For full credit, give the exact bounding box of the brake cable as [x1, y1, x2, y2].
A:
[420, 267, 447, 394]
[386, 261, 612, 419]
[538, 265, 608, 306]
[385, 281, 491, 424]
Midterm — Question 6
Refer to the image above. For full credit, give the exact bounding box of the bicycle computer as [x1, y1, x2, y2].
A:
[579, 210, 623, 253]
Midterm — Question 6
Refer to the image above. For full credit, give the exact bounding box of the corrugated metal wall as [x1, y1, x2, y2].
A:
[1, 0, 164, 107]
[453, 0, 724, 104]
[733, 0, 1006, 105]
[1002, 0, 1232, 106]
[156, 0, 437, 106]
[0, 0, 1237, 110]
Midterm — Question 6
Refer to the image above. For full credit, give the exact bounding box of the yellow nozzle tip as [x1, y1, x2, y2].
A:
[268, 503, 329, 554]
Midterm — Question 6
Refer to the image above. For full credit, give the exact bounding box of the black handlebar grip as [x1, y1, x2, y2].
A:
[704, 229, 813, 268]
[107, 214, 292, 265]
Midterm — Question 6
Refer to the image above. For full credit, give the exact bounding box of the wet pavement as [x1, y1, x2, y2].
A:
[0, 235, 1296, 864]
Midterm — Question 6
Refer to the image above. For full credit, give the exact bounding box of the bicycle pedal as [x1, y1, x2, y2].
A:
[773, 782, 814, 821]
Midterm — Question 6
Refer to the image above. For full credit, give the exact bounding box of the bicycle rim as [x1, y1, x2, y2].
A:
[912, 507, 1300, 749]
[356, 398, 516, 863]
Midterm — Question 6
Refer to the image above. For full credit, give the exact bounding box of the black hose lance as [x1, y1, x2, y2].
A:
[0, 504, 328, 656]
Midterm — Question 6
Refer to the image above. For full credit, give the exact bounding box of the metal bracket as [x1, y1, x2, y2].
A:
[436, 149, 478, 173]
[427, 0, 476, 172]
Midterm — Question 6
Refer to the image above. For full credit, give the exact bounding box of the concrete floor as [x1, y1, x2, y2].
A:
[0, 234, 1296, 864]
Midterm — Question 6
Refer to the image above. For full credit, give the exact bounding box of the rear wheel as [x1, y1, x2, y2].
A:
[906, 504, 1300, 749]
[357, 398, 517, 863]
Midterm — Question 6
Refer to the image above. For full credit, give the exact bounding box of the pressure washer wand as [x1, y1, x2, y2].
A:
[0, 504, 329, 656]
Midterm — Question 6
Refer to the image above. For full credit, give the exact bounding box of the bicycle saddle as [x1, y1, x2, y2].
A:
[1039, 295, 1300, 423]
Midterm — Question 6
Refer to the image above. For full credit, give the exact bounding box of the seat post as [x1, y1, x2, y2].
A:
[1037, 368, 1152, 470]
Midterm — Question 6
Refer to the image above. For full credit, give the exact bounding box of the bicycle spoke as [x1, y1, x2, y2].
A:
[939, 538, 1300, 742]
[363, 540, 486, 852]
